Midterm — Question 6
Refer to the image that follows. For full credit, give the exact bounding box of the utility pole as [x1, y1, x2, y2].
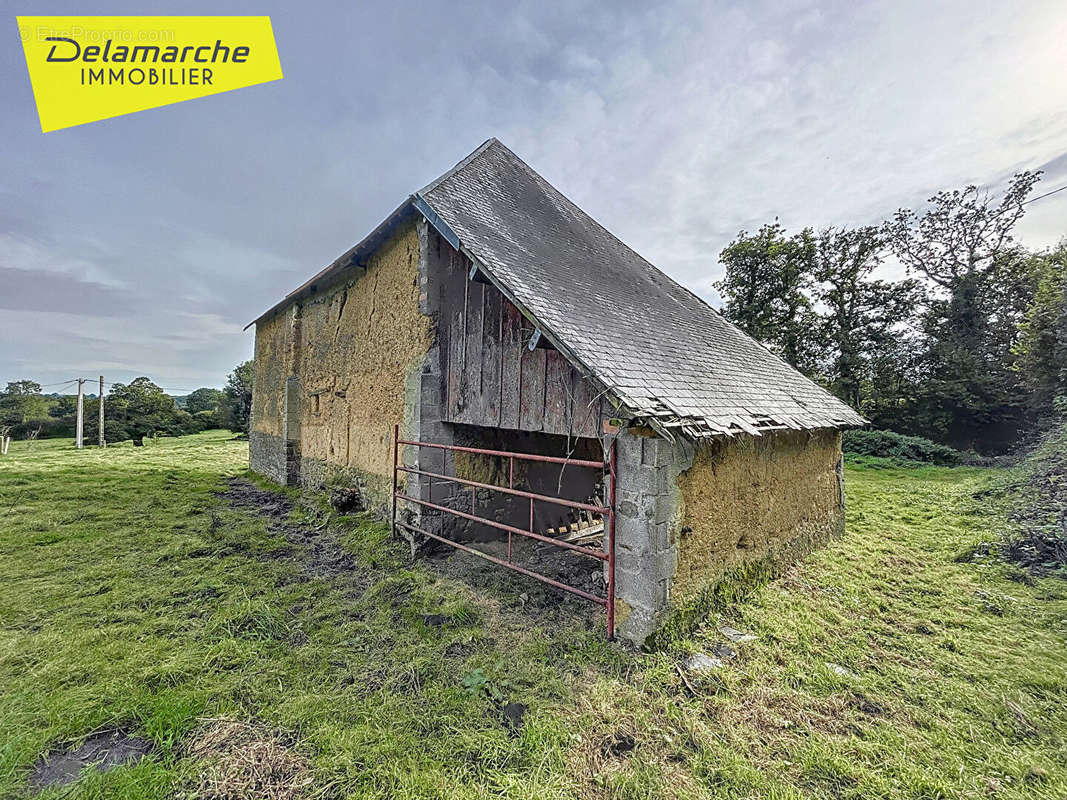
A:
[75, 378, 85, 449]
[98, 375, 105, 447]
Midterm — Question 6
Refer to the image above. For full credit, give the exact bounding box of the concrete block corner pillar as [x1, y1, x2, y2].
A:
[398, 224, 453, 539]
[608, 428, 686, 646]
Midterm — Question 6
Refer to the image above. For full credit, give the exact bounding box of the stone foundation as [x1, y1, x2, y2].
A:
[249, 430, 287, 486]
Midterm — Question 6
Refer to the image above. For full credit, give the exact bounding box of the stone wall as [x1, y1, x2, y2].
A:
[249, 430, 287, 486]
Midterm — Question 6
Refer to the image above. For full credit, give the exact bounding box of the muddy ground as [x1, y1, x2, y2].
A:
[220, 478, 601, 624]
[29, 729, 153, 790]
[220, 479, 366, 585]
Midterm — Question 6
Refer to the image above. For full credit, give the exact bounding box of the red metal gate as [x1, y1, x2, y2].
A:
[391, 425, 617, 639]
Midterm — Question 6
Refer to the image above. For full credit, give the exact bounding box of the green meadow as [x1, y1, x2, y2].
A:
[1, 431, 1064, 799]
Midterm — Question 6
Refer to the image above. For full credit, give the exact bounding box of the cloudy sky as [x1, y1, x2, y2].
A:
[3, 0, 1067, 391]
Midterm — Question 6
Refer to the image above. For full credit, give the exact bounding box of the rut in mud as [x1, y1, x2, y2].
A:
[220, 478, 365, 585]
[219, 477, 601, 627]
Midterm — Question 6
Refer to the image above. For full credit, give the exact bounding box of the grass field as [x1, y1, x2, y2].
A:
[1, 431, 1064, 799]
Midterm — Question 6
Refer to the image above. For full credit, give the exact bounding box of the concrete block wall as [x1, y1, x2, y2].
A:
[611, 429, 692, 644]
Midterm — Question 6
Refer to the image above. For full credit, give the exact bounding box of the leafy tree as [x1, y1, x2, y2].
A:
[1015, 242, 1067, 415]
[0, 380, 50, 425]
[185, 387, 223, 414]
[4, 380, 42, 395]
[223, 361, 254, 434]
[862, 332, 926, 431]
[813, 226, 923, 409]
[716, 223, 821, 373]
[886, 172, 1042, 450]
[106, 377, 178, 444]
[886, 171, 1041, 288]
[50, 395, 77, 418]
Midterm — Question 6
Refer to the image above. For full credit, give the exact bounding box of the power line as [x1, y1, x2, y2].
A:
[11, 377, 203, 395]
[1024, 183, 1067, 205]
[36, 379, 79, 388]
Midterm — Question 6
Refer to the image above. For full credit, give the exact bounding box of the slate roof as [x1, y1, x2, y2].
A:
[416, 139, 865, 439]
[253, 138, 865, 440]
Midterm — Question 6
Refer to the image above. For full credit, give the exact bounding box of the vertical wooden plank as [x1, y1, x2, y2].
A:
[497, 294, 505, 428]
[499, 302, 522, 429]
[519, 345, 547, 431]
[446, 309, 464, 421]
[481, 288, 502, 425]
[570, 370, 599, 438]
[543, 350, 571, 435]
[459, 282, 484, 425]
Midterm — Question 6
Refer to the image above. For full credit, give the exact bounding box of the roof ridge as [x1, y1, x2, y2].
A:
[417, 137, 500, 197]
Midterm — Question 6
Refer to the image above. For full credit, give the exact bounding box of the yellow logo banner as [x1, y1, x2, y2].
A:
[18, 16, 283, 132]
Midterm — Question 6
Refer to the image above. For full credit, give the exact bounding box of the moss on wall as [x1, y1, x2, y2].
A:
[645, 556, 777, 650]
[672, 429, 843, 604]
[454, 450, 529, 486]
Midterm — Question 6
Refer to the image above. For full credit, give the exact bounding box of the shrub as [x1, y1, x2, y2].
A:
[193, 409, 223, 430]
[10, 417, 74, 439]
[996, 414, 1067, 573]
[843, 429, 963, 466]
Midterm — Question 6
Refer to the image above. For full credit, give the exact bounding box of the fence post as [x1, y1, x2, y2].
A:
[391, 423, 399, 539]
[607, 439, 617, 641]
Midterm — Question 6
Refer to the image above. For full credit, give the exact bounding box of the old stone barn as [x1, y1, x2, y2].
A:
[248, 139, 864, 643]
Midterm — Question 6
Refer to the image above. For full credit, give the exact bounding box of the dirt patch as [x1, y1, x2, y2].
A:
[222, 479, 294, 518]
[501, 701, 527, 735]
[29, 728, 154, 790]
[601, 731, 636, 758]
[220, 478, 363, 582]
[223, 478, 600, 631]
[424, 533, 605, 615]
[186, 718, 313, 800]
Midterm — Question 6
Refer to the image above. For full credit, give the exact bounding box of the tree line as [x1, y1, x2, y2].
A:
[715, 171, 1067, 453]
[0, 361, 254, 445]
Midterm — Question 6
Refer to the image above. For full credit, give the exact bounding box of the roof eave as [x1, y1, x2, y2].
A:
[243, 198, 418, 330]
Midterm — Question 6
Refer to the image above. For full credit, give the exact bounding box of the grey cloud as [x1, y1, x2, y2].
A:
[0, 267, 133, 315]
